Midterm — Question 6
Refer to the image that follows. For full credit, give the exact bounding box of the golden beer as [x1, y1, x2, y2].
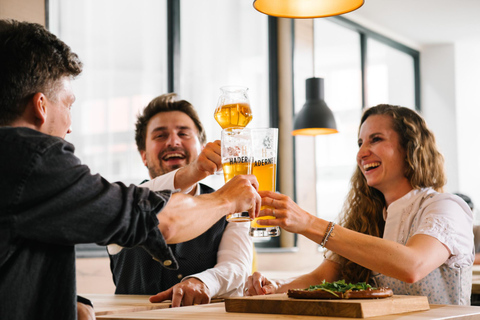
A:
[223, 161, 253, 222]
[214, 103, 253, 129]
[222, 161, 252, 183]
[251, 163, 276, 228]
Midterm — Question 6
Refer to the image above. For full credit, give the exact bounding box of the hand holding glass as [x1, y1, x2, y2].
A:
[221, 128, 253, 222]
[250, 128, 280, 237]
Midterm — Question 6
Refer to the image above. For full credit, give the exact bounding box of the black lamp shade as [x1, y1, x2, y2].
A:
[292, 78, 338, 136]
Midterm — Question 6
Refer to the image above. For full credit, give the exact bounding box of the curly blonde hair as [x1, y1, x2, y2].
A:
[335, 104, 446, 283]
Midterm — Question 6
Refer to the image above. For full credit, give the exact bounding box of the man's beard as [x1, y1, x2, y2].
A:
[148, 147, 191, 179]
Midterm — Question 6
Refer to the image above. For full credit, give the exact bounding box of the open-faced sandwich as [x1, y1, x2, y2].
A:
[287, 280, 393, 299]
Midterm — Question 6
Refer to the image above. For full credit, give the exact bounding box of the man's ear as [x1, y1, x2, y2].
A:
[140, 150, 148, 167]
[32, 92, 48, 126]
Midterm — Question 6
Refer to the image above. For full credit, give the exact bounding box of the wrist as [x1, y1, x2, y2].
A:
[304, 217, 329, 243]
[184, 277, 211, 295]
[200, 192, 232, 219]
[174, 166, 201, 192]
[184, 277, 205, 285]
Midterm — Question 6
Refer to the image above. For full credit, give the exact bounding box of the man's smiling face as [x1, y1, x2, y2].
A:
[141, 111, 202, 178]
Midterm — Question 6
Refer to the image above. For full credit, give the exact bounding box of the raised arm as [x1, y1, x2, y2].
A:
[173, 140, 221, 192]
[257, 190, 454, 284]
[157, 174, 260, 244]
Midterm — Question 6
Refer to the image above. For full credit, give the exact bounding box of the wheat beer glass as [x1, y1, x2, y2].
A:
[221, 128, 253, 222]
[214, 86, 252, 129]
[250, 128, 280, 237]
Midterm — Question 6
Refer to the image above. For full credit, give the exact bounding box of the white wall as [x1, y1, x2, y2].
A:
[455, 40, 480, 219]
[421, 45, 458, 192]
[422, 40, 480, 219]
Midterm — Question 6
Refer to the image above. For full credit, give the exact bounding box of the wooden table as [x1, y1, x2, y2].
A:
[85, 295, 480, 320]
[82, 294, 172, 316]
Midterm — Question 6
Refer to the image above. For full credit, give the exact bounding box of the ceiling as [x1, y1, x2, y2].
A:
[343, 0, 480, 48]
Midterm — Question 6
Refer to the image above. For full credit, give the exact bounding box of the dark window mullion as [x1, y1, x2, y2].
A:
[167, 0, 180, 93]
[413, 54, 421, 111]
[45, 0, 50, 29]
[268, 16, 279, 129]
[360, 32, 367, 110]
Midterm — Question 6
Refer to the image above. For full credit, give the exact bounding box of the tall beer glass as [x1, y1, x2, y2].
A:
[221, 128, 253, 222]
[250, 128, 280, 237]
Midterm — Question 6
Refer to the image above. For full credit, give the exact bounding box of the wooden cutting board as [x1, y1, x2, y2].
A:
[225, 294, 429, 318]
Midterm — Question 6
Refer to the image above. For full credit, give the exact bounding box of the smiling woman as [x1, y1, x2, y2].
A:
[245, 104, 474, 305]
[357, 113, 412, 206]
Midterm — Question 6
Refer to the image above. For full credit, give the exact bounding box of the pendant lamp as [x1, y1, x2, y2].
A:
[253, 0, 364, 19]
[292, 77, 337, 136]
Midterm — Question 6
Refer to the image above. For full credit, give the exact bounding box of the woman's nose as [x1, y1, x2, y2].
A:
[357, 143, 370, 160]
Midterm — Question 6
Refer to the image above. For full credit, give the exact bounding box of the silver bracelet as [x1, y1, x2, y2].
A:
[320, 222, 336, 248]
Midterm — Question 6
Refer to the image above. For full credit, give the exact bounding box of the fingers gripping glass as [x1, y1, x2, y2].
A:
[250, 128, 280, 237]
[221, 128, 253, 222]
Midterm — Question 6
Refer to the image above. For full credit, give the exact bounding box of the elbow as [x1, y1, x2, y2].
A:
[398, 268, 427, 284]
[160, 226, 175, 243]
[157, 216, 178, 243]
[402, 274, 420, 284]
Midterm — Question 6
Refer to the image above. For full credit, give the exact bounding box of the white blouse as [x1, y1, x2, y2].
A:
[383, 187, 474, 268]
[372, 187, 474, 304]
[327, 188, 474, 304]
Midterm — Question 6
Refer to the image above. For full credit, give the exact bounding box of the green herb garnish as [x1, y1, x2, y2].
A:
[306, 280, 376, 294]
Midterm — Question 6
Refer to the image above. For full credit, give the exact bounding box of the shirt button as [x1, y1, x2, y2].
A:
[163, 260, 172, 267]
[177, 274, 183, 279]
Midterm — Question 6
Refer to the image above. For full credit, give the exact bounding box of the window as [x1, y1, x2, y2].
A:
[50, 0, 168, 256]
[313, 19, 362, 223]
[49, 0, 168, 186]
[48, 0, 272, 255]
[179, 0, 269, 190]
[294, 17, 420, 224]
[366, 38, 416, 109]
[294, 19, 362, 223]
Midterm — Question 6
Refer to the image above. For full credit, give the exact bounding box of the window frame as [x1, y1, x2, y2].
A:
[45, 4, 419, 256]
[47, 0, 279, 256]
[291, 16, 420, 251]
[327, 16, 421, 111]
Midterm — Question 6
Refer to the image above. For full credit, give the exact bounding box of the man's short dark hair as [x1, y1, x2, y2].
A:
[0, 19, 83, 125]
[135, 93, 207, 152]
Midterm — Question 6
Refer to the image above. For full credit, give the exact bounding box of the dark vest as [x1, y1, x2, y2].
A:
[109, 183, 227, 294]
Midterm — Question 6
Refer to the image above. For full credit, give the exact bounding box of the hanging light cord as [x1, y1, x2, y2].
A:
[312, 20, 316, 78]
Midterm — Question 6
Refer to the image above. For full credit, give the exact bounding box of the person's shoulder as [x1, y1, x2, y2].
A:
[0, 126, 72, 154]
[421, 188, 472, 215]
